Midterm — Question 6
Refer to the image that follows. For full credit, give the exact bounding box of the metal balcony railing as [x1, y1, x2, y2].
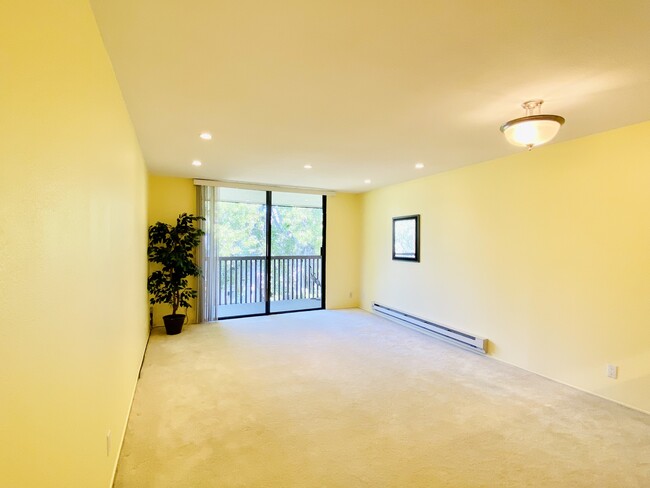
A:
[218, 255, 322, 305]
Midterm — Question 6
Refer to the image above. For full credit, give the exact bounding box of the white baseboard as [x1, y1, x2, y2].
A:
[109, 331, 151, 487]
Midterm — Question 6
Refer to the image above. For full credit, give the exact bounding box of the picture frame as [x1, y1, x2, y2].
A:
[392, 214, 420, 262]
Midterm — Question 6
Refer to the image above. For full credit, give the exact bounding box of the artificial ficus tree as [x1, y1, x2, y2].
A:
[147, 213, 205, 316]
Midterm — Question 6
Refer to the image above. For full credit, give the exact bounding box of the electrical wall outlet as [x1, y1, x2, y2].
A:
[106, 430, 111, 456]
[606, 364, 618, 379]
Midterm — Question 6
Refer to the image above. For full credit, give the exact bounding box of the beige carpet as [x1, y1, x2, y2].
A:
[114, 309, 650, 487]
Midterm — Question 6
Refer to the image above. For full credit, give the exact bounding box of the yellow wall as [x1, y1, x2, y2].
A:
[147, 174, 198, 325]
[147, 179, 361, 314]
[361, 121, 650, 413]
[0, 2, 149, 487]
[326, 193, 362, 309]
[148, 174, 198, 226]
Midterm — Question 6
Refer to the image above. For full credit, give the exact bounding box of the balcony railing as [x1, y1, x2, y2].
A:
[218, 255, 322, 306]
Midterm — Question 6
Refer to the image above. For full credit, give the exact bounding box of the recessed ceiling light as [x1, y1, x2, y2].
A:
[415, 162, 424, 169]
[364, 179, 372, 184]
[304, 164, 312, 169]
[192, 160, 202, 166]
[199, 132, 212, 140]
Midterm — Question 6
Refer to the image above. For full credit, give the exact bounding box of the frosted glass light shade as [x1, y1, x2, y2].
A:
[500, 115, 565, 148]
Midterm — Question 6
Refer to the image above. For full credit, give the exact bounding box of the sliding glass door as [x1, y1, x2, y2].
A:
[216, 188, 267, 318]
[216, 188, 325, 319]
[270, 192, 324, 313]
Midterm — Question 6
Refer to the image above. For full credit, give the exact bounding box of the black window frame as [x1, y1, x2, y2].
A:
[392, 214, 420, 262]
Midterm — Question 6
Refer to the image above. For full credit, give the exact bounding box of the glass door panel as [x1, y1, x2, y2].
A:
[216, 188, 267, 318]
[270, 192, 324, 313]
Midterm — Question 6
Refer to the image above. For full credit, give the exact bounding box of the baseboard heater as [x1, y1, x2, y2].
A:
[372, 302, 487, 354]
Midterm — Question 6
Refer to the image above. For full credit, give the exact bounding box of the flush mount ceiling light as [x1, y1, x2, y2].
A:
[500, 99, 565, 150]
[199, 132, 212, 140]
[192, 160, 202, 167]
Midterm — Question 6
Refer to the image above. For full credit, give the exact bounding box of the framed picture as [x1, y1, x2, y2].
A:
[392, 214, 420, 262]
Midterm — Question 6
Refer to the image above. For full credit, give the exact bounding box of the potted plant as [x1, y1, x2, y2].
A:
[147, 213, 205, 335]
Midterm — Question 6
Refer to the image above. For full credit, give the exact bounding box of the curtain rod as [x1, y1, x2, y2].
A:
[193, 179, 336, 196]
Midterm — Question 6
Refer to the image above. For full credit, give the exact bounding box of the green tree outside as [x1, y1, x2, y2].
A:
[216, 202, 323, 257]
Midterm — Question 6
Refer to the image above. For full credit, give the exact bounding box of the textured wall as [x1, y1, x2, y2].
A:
[0, 1, 149, 486]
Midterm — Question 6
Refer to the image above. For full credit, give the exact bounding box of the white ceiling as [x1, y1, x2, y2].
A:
[90, 0, 650, 193]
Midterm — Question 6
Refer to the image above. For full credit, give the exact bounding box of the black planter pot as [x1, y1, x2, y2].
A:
[162, 314, 185, 335]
